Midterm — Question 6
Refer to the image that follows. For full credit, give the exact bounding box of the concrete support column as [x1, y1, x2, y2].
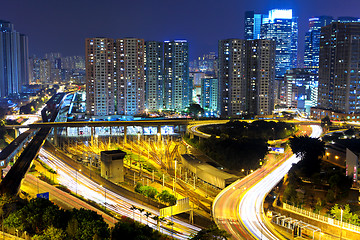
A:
[157, 125, 162, 140]
[124, 126, 127, 144]
[14, 128, 20, 138]
[54, 127, 58, 146]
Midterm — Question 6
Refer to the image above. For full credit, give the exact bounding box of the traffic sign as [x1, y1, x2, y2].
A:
[37, 192, 49, 200]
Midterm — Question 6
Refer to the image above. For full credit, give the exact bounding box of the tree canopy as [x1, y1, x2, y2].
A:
[289, 136, 325, 177]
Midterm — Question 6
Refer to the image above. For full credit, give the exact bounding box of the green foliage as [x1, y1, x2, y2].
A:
[3, 198, 110, 239]
[199, 135, 268, 171]
[157, 190, 177, 205]
[135, 182, 158, 199]
[328, 172, 352, 200]
[33, 226, 67, 240]
[187, 103, 205, 117]
[289, 136, 325, 177]
[111, 217, 168, 240]
[69, 208, 110, 240]
[321, 116, 332, 128]
[331, 204, 359, 225]
[199, 120, 295, 140]
[190, 225, 230, 240]
[4, 198, 69, 235]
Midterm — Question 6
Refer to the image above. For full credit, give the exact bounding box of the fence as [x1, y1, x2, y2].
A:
[283, 203, 360, 233]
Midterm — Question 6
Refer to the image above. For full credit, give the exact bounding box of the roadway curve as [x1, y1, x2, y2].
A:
[211, 125, 322, 240]
[37, 148, 200, 239]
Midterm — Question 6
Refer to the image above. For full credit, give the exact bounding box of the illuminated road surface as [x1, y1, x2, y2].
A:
[213, 125, 322, 239]
[38, 149, 200, 239]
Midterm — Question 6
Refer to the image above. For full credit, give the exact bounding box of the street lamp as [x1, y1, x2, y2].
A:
[340, 208, 343, 240]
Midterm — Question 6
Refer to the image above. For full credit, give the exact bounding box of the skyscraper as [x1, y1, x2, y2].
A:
[304, 16, 360, 70]
[317, 22, 360, 114]
[86, 38, 145, 116]
[115, 38, 145, 115]
[304, 16, 333, 70]
[164, 40, 190, 111]
[0, 20, 29, 98]
[201, 77, 219, 116]
[284, 68, 318, 113]
[218, 39, 275, 117]
[260, 9, 298, 78]
[244, 11, 263, 40]
[85, 38, 115, 116]
[145, 41, 164, 111]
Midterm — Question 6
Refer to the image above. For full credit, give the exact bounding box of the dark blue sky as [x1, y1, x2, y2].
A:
[1, 0, 359, 60]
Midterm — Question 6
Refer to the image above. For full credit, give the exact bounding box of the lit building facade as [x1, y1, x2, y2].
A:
[116, 38, 145, 115]
[164, 40, 190, 111]
[260, 9, 298, 78]
[318, 22, 360, 114]
[304, 16, 333, 70]
[201, 77, 219, 116]
[218, 39, 275, 117]
[284, 68, 318, 113]
[85, 38, 115, 116]
[145, 41, 164, 110]
[0, 20, 29, 98]
[244, 11, 263, 40]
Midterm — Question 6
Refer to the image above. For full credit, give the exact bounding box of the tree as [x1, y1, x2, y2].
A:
[321, 116, 332, 129]
[3, 198, 68, 235]
[138, 208, 145, 224]
[289, 136, 325, 177]
[191, 225, 230, 240]
[144, 211, 152, 226]
[130, 205, 137, 221]
[151, 215, 160, 231]
[69, 208, 110, 240]
[187, 104, 204, 117]
[33, 226, 67, 240]
[111, 217, 166, 240]
[331, 204, 359, 225]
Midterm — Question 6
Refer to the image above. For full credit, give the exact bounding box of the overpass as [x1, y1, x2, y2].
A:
[0, 93, 66, 195]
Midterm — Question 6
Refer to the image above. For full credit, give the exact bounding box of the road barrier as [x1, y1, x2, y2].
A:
[283, 203, 360, 233]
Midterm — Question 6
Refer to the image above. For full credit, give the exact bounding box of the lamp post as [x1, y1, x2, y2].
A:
[340, 208, 343, 240]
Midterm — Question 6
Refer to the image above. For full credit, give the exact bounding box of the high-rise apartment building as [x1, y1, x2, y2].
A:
[218, 39, 275, 117]
[115, 38, 145, 115]
[85, 38, 115, 116]
[145, 41, 164, 110]
[201, 77, 219, 116]
[164, 40, 190, 111]
[0, 20, 29, 98]
[260, 9, 298, 78]
[318, 22, 360, 114]
[86, 38, 145, 116]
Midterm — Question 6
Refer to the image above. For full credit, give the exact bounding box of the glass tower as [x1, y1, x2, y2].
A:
[0, 20, 29, 98]
[260, 9, 298, 78]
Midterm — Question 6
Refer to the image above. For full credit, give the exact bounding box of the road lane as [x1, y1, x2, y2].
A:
[213, 125, 322, 239]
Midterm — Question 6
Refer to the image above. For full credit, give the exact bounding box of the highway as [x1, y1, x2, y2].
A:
[37, 148, 200, 239]
[213, 125, 323, 239]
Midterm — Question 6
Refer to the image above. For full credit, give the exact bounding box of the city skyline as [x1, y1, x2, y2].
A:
[1, 0, 360, 59]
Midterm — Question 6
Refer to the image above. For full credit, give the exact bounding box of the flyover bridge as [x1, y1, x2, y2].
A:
[0, 93, 65, 195]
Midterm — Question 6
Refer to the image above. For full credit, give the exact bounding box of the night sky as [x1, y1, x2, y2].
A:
[1, 0, 359, 60]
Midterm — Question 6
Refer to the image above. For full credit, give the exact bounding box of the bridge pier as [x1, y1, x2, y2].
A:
[54, 127, 58, 146]
[14, 128, 19, 138]
[157, 125, 162, 141]
[124, 126, 127, 144]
